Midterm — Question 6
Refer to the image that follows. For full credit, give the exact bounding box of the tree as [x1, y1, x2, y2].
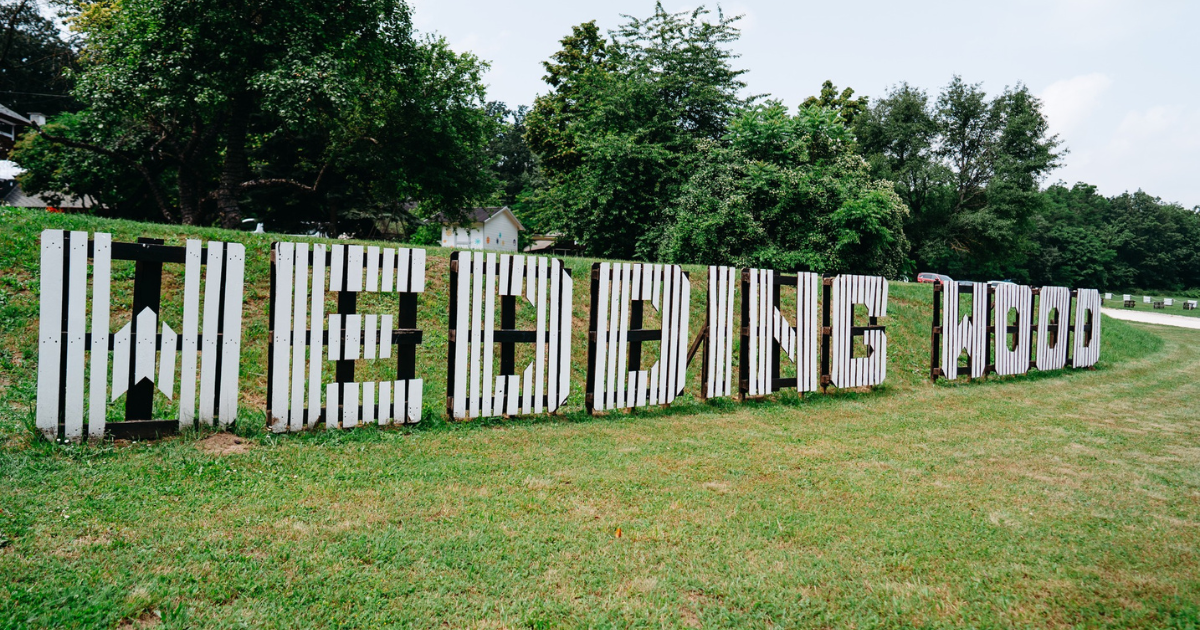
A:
[659, 102, 910, 277]
[18, 0, 496, 229]
[0, 0, 76, 115]
[526, 4, 747, 259]
[803, 80, 868, 128]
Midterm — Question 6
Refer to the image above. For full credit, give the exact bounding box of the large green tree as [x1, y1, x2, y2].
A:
[16, 0, 495, 229]
[659, 102, 909, 276]
[525, 4, 747, 259]
[0, 0, 76, 115]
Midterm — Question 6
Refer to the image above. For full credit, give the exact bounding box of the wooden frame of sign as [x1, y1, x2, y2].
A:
[266, 242, 425, 431]
[929, 282, 1100, 382]
[36, 230, 245, 442]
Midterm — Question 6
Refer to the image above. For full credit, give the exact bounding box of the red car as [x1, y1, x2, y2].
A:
[917, 272, 953, 284]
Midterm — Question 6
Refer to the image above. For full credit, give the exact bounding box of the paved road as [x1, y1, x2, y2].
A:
[1102, 308, 1200, 330]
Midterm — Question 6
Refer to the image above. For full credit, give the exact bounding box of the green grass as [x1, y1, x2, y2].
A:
[1105, 293, 1200, 318]
[1, 208, 1198, 628]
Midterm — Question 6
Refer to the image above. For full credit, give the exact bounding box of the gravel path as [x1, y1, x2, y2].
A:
[1102, 308, 1200, 330]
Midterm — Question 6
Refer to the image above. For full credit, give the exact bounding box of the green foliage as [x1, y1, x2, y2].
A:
[0, 0, 76, 115]
[15, 0, 496, 231]
[659, 103, 909, 276]
[526, 4, 747, 260]
[802, 80, 869, 128]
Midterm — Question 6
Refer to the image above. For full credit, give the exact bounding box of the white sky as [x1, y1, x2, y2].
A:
[411, 0, 1200, 209]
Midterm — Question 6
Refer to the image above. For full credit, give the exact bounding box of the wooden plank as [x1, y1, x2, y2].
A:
[36, 229, 64, 439]
[364, 314, 378, 360]
[469, 251, 483, 418]
[343, 381, 359, 428]
[452, 253, 470, 419]
[198, 241, 224, 424]
[511, 255, 524, 297]
[326, 383, 339, 429]
[706, 267, 717, 398]
[482, 253, 496, 416]
[329, 244, 344, 292]
[521, 363, 533, 414]
[407, 378, 423, 422]
[344, 314, 362, 361]
[219, 242, 246, 427]
[379, 380, 392, 425]
[111, 323, 130, 401]
[88, 233, 112, 437]
[547, 259, 561, 412]
[1036, 286, 1070, 371]
[493, 376, 506, 418]
[411, 249, 426, 293]
[63, 231, 88, 439]
[677, 267, 691, 397]
[134, 307, 157, 389]
[505, 374, 519, 416]
[178, 240, 202, 428]
[288, 243, 309, 431]
[158, 323, 177, 399]
[381, 248, 396, 293]
[396, 248, 410, 293]
[748, 268, 759, 396]
[498, 254, 511, 296]
[346, 245, 364, 292]
[394, 380, 406, 425]
[614, 263, 629, 409]
[327, 314, 342, 361]
[365, 246, 380, 292]
[379, 314, 393, 360]
[594, 263, 610, 411]
[667, 265, 683, 402]
[362, 381, 376, 425]
[558, 269, 572, 408]
[535, 257, 549, 413]
[307, 244, 326, 427]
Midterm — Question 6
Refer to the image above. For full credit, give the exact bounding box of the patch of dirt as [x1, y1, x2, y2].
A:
[117, 610, 161, 628]
[197, 433, 251, 455]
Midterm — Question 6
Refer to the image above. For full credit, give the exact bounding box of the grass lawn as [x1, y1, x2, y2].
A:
[1105, 295, 1200, 318]
[1, 209, 1198, 628]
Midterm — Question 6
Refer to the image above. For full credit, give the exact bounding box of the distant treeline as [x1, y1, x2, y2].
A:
[7, 1, 1200, 291]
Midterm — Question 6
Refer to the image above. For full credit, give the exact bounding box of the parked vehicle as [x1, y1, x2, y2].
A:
[917, 272, 952, 284]
[987, 279, 1015, 287]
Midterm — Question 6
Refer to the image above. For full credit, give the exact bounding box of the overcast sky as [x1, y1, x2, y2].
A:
[411, 0, 1200, 209]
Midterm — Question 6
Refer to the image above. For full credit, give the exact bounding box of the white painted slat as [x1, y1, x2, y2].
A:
[327, 314, 342, 361]
[326, 383, 339, 429]
[393, 380, 406, 424]
[483, 252, 496, 416]
[36, 230, 63, 439]
[329, 244, 344, 292]
[706, 267, 717, 398]
[614, 263, 629, 409]
[469, 252, 484, 418]
[668, 265, 684, 402]
[363, 381, 376, 425]
[452, 253, 470, 419]
[511, 255, 525, 298]
[62, 231, 88, 439]
[344, 314, 362, 360]
[134, 307, 156, 386]
[537, 258, 549, 415]
[366, 246, 380, 292]
[494, 376, 506, 417]
[635, 369, 647, 408]
[379, 380, 392, 424]
[522, 363, 533, 414]
[407, 378, 423, 422]
[288, 243, 309, 430]
[198, 242, 224, 424]
[381, 248, 396, 293]
[346, 245, 364, 293]
[111, 323, 130, 401]
[505, 374, 519, 415]
[307, 244, 326, 426]
[652, 263, 661, 309]
[178, 240, 202, 428]
[547, 259, 561, 412]
[344, 381, 359, 428]
[657, 265, 673, 404]
[558, 269, 572, 408]
[379, 314, 393, 360]
[411, 249, 426, 293]
[498, 254, 511, 296]
[88, 233, 111, 438]
[158, 323, 177, 399]
[396, 248, 410, 293]
[748, 269, 759, 396]
[593, 262, 609, 409]
[1073, 289, 1102, 368]
[218, 243, 246, 427]
[677, 267, 691, 397]
[364, 314, 378, 361]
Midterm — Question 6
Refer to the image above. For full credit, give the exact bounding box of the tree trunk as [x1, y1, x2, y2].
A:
[216, 92, 252, 229]
[179, 170, 200, 225]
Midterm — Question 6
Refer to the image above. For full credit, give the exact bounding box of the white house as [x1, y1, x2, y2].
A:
[438, 206, 524, 252]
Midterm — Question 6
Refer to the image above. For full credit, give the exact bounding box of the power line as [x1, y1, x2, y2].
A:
[0, 89, 70, 98]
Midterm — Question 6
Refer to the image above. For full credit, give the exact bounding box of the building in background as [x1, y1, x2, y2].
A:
[438, 206, 524, 252]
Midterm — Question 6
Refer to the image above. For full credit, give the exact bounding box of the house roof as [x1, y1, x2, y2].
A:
[2, 183, 89, 209]
[436, 206, 525, 231]
[0, 104, 31, 125]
